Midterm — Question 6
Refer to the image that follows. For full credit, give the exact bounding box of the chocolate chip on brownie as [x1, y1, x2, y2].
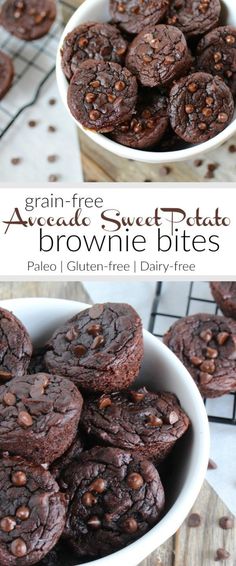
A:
[1, 0, 56, 41]
[166, 0, 221, 39]
[44, 303, 144, 393]
[110, 0, 169, 35]
[0, 373, 83, 464]
[197, 26, 236, 97]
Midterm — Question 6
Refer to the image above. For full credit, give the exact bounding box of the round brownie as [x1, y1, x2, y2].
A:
[210, 282, 236, 319]
[50, 434, 84, 483]
[44, 303, 144, 393]
[197, 26, 236, 98]
[67, 60, 138, 132]
[0, 307, 32, 385]
[0, 373, 83, 464]
[0, 0, 56, 41]
[0, 51, 14, 100]
[110, 91, 169, 149]
[61, 23, 128, 81]
[0, 455, 66, 566]
[110, 0, 169, 35]
[166, 0, 221, 39]
[63, 446, 165, 558]
[81, 388, 190, 463]
[169, 72, 234, 144]
[125, 25, 190, 88]
[164, 313, 236, 397]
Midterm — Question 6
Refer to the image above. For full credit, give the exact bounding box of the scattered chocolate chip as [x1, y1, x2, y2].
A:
[82, 492, 97, 507]
[47, 155, 58, 163]
[18, 411, 33, 427]
[229, 144, 236, 153]
[11, 470, 27, 487]
[187, 513, 201, 527]
[49, 98, 57, 105]
[194, 159, 203, 167]
[11, 157, 22, 165]
[16, 506, 30, 521]
[217, 332, 229, 345]
[219, 516, 234, 530]
[3, 392, 16, 406]
[98, 396, 112, 409]
[74, 344, 87, 357]
[123, 517, 138, 533]
[208, 458, 217, 470]
[48, 174, 60, 182]
[205, 169, 215, 179]
[127, 472, 144, 490]
[91, 335, 105, 349]
[90, 478, 106, 493]
[28, 120, 37, 128]
[215, 548, 230, 561]
[159, 166, 171, 176]
[87, 516, 101, 529]
[208, 163, 219, 172]
[130, 391, 145, 402]
[87, 324, 101, 337]
[10, 538, 27, 558]
[200, 329, 212, 342]
[48, 125, 57, 132]
[0, 516, 16, 532]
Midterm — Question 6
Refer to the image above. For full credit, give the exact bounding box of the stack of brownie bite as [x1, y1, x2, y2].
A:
[62, 0, 236, 151]
[0, 302, 190, 565]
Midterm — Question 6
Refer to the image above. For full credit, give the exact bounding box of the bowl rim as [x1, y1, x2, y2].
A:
[0, 297, 210, 566]
[56, 0, 236, 164]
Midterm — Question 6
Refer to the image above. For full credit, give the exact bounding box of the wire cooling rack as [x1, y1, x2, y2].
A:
[149, 282, 236, 426]
[0, 0, 73, 139]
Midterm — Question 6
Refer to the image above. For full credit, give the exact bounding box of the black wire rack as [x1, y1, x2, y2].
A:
[0, 0, 73, 139]
[149, 281, 236, 426]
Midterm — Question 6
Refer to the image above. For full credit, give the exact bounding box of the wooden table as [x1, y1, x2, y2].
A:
[0, 281, 235, 565]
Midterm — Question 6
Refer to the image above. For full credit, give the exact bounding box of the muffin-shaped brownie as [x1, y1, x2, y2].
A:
[63, 446, 165, 558]
[61, 23, 128, 81]
[67, 60, 138, 132]
[164, 313, 236, 397]
[0, 373, 83, 464]
[210, 282, 236, 319]
[44, 303, 144, 393]
[0, 51, 14, 100]
[0, 307, 32, 384]
[110, 0, 170, 35]
[81, 388, 190, 463]
[0, 0, 56, 41]
[169, 72, 234, 144]
[126, 25, 190, 88]
[0, 455, 66, 566]
[197, 26, 236, 97]
[166, 0, 221, 39]
[110, 91, 169, 149]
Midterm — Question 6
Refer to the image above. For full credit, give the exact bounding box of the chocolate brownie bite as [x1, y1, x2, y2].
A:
[50, 434, 84, 483]
[63, 446, 165, 558]
[125, 25, 190, 88]
[44, 303, 144, 393]
[61, 23, 128, 81]
[197, 26, 236, 98]
[81, 388, 190, 463]
[67, 60, 138, 132]
[210, 282, 236, 319]
[164, 313, 236, 397]
[110, 91, 169, 149]
[0, 373, 83, 464]
[0, 455, 66, 566]
[166, 0, 221, 39]
[0, 307, 32, 385]
[0, 0, 56, 41]
[169, 72, 234, 144]
[0, 51, 14, 100]
[110, 0, 169, 35]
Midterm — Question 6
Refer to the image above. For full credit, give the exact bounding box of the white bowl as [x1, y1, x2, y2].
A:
[56, 0, 236, 164]
[0, 297, 210, 566]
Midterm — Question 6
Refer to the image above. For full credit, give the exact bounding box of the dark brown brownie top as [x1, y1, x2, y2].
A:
[110, 0, 169, 35]
[0, 455, 66, 566]
[0, 0, 56, 41]
[166, 0, 221, 39]
[63, 446, 165, 558]
[0, 307, 32, 385]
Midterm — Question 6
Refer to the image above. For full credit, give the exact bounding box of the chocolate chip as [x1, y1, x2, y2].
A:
[82, 492, 97, 507]
[48, 125, 57, 132]
[85, 92, 96, 103]
[167, 411, 179, 424]
[10, 538, 27, 557]
[90, 478, 106, 493]
[226, 35, 235, 44]
[187, 513, 201, 527]
[229, 144, 236, 153]
[219, 516, 234, 530]
[208, 458, 217, 470]
[115, 80, 125, 91]
[217, 332, 229, 345]
[90, 80, 100, 88]
[16, 506, 30, 521]
[28, 120, 37, 128]
[188, 82, 198, 93]
[127, 472, 144, 490]
[199, 372, 213, 384]
[130, 391, 145, 402]
[74, 344, 87, 357]
[3, 392, 16, 406]
[91, 335, 105, 349]
[147, 415, 163, 427]
[87, 516, 101, 529]
[49, 98, 57, 105]
[18, 411, 33, 427]
[0, 516, 16, 532]
[215, 548, 230, 561]
[217, 113, 228, 123]
[194, 159, 203, 167]
[11, 157, 22, 166]
[123, 517, 138, 533]
[206, 347, 218, 359]
[208, 163, 218, 172]
[48, 174, 60, 182]
[47, 155, 58, 163]
[198, 122, 207, 131]
[98, 396, 112, 410]
[185, 104, 194, 114]
[205, 170, 215, 179]
[159, 166, 171, 176]
[65, 327, 78, 341]
[12, 471, 27, 487]
[191, 356, 203, 366]
[200, 360, 215, 373]
[87, 324, 101, 337]
[200, 329, 212, 342]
